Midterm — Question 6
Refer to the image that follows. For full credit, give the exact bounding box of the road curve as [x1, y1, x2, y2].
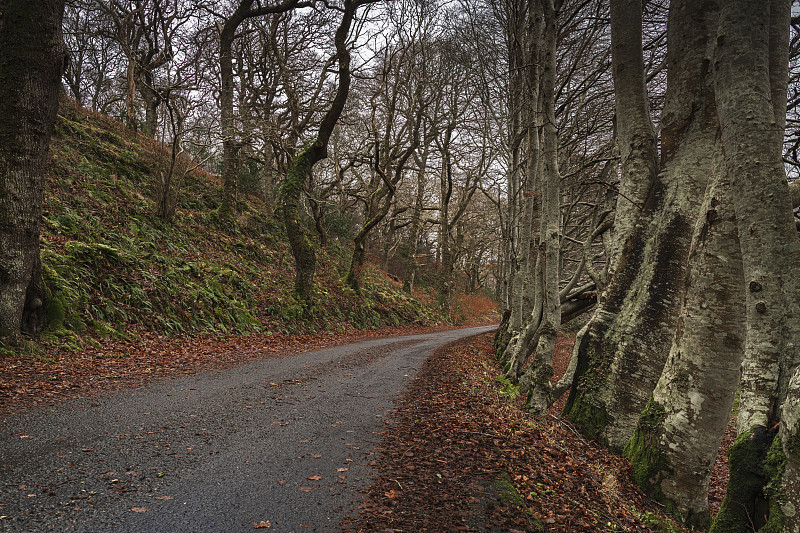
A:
[0, 325, 496, 532]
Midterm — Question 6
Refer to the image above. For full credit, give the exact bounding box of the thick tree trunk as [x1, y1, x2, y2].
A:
[403, 152, 427, 294]
[499, 0, 542, 372]
[711, 1, 800, 530]
[625, 153, 746, 528]
[518, 0, 542, 324]
[714, 0, 800, 436]
[565, 0, 716, 451]
[0, 0, 66, 341]
[282, 147, 316, 304]
[281, 0, 357, 308]
[505, 0, 526, 336]
[346, 238, 367, 294]
[139, 74, 159, 137]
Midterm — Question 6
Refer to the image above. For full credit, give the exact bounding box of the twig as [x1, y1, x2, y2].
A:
[547, 413, 589, 445]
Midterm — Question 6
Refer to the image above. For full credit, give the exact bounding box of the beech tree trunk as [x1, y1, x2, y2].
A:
[403, 149, 428, 293]
[499, 0, 542, 373]
[715, 0, 800, 436]
[504, 0, 526, 336]
[625, 151, 746, 529]
[0, 0, 66, 341]
[710, 1, 800, 530]
[518, 0, 561, 414]
[564, 0, 717, 451]
[607, 0, 658, 274]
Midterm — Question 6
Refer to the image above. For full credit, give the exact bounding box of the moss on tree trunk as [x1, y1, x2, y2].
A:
[709, 427, 775, 533]
[281, 147, 316, 306]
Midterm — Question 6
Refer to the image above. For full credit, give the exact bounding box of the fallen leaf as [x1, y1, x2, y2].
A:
[154, 495, 173, 501]
[337, 467, 349, 472]
[130, 507, 150, 513]
[310, 453, 322, 459]
[307, 475, 322, 481]
[299, 486, 314, 492]
[384, 489, 400, 499]
[253, 520, 271, 529]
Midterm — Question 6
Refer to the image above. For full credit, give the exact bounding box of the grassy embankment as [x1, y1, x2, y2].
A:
[13, 98, 482, 355]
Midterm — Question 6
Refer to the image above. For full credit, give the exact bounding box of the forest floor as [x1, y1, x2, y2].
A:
[346, 332, 734, 532]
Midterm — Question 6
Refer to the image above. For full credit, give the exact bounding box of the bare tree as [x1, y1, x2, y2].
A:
[281, 0, 376, 307]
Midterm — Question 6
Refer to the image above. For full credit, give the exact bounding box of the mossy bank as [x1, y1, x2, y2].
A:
[5, 98, 446, 353]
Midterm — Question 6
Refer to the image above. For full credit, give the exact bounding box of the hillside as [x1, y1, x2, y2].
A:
[30, 98, 485, 353]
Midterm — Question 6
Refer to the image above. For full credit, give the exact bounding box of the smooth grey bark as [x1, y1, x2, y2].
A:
[0, 0, 66, 340]
[714, 0, 800, 435]
[710, 1, 800, 530]
[403, 148, 429, 294]
[518, 0, 561, 414]
[501, 0, 543, 376]
[565, 0, 717, 451]
[626, 148, 746, 528]
[518, 0, 543, 324]
[505, 0, 527, 334]
[607, 0, 658, 274]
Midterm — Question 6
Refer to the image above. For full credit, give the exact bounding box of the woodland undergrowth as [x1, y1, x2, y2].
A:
[5, 98, 459, 358]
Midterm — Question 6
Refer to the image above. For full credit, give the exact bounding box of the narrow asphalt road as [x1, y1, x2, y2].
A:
[0, 325, 495, 532]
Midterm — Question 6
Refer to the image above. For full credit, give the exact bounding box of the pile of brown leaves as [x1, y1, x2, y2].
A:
[347, 333, 688, 532]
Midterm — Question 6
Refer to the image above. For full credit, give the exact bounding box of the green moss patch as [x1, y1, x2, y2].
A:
[623, 397, 673, 512]
[709, 426, 774, 533]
